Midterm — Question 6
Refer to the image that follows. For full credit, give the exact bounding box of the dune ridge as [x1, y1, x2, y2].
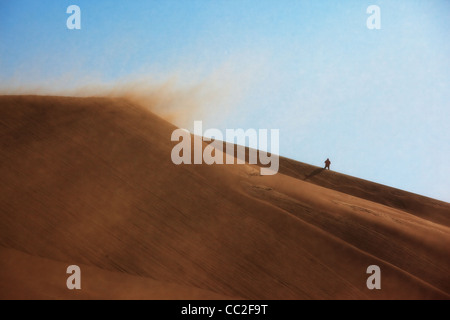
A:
[0, 95, 449, 299]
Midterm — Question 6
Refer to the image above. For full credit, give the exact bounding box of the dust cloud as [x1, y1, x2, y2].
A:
[0, 55, 268, 130]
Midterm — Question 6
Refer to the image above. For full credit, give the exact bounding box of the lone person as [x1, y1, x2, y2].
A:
[324, 158, 331, 170]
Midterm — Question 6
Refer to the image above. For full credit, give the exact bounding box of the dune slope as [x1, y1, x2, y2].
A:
[0, 95, 449, 299]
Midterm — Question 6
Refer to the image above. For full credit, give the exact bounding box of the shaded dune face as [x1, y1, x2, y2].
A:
[0, 95, 449, 300]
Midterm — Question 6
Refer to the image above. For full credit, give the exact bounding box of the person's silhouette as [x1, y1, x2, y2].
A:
[324, 158, 331, 170]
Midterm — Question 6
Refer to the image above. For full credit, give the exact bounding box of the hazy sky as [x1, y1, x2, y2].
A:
[1, 0, 449, 202]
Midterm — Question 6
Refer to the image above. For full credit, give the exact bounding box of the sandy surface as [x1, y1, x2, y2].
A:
[0, 95, 449, 299]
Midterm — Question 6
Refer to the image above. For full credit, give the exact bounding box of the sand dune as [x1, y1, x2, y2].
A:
[0, 247, 233, 300]
[0, 95, 449, 299]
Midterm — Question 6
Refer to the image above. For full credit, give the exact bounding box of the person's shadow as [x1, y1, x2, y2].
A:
[304, 168, 325, 180]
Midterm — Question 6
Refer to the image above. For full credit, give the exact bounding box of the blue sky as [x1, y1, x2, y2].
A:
[1, 0, 449, 202]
